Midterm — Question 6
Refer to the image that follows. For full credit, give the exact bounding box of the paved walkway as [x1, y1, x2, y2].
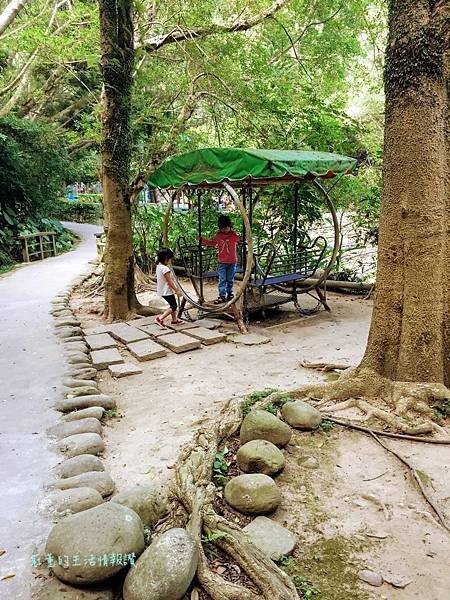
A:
[0, 223, 101, 599]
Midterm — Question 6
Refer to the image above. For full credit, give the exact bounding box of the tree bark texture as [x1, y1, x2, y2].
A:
[99, 0, 135, 320]
[361, 0, 449, 386]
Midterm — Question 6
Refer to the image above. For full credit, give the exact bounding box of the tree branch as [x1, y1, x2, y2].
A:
[0, 50, 37, 97]
[268, 4, 343, 65]
[141, 0, 289, 52]
[68, 138, 98, 156]
[0, 0, 29, 36]
[129, 82, 206, 202]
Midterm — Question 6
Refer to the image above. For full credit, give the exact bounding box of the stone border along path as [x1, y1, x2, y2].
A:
[46, 263, 117, 516]
[34, 281, 230, 597]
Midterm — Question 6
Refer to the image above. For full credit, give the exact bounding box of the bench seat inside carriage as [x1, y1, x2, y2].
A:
[176, 235, 328, 309]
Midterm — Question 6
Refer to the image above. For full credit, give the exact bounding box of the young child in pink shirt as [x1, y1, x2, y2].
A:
[201, 215, 241, 303]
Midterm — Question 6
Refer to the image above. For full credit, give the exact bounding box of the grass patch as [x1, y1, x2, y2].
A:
[103, 407, 118, 420]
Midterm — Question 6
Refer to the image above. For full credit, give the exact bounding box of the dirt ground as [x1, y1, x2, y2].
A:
[72, 288, 450, 599]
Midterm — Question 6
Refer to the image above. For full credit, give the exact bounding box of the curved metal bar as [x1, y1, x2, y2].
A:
[295, 179, 340, 293]
[161, 182, 254, 314]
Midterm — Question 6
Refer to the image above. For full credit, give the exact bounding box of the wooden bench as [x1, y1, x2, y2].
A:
[19, 231, 57, 262]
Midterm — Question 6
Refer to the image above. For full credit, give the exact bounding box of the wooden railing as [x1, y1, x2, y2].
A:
[18, 231, 57, 262]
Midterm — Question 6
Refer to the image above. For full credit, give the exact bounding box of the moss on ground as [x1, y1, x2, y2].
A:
[276, 430, 370, 599]
[280, 535, 370, 599]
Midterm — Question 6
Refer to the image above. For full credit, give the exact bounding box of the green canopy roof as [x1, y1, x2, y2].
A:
[147, 148, 357, 189]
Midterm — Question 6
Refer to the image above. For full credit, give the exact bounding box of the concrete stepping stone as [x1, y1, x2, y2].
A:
[108, 362, 144, 376]
[56, 471, 115, 498]
[49, 418, 103, 440]
[135, 323, 175, 338]
[91, 347, 124, 370]
[192, 318, 222, 329]
[85, 333, 117, 350]
[55, 394, 115, 412]
[229, 332, 270, 345]
[83, 324, 113, 336]
[57, 432, 105, 457]
[45, 487, 103, 516]
[109, 323, 149, 344]
[184, 327, 227, 345]
[127, 340, 167, 362]
[126, 316, 157, 327]
[158, 332, 201, 353]
[243, 516, 296, 560]
[59, 454, 105, 478]
[165, 321, 198, 332]
[64, 407, 105, 422]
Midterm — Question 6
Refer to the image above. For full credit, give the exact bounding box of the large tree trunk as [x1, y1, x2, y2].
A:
[99, 0, 136, 321]
[361, 0, 449, 386]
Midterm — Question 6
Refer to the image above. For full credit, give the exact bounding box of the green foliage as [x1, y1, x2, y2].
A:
[0, 0, 387, 282]
[292, 576, 321, 599]
[264, 403, 279, 416]
[278, 557, 321, 598]
[202, 530, 227, 544]
[241, 388, 279, 417]
[319, 419, 334, 432]
[434, 398, 450, 420]
[0, 117, 76, 264]
[51, 198, 102, 224]
[212, 446, 230, 488]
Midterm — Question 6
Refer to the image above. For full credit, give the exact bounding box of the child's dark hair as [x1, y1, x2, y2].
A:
[218, 214, 232, 229]
[157, 248, 174, 264]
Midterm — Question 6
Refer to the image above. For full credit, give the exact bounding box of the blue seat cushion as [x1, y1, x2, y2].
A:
[251, 272, 307, 287]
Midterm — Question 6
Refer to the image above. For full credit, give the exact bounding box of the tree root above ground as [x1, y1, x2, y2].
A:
[275, 366, 450, 437]
[155, 368, 449, 598]
[158, 395, 300, 600]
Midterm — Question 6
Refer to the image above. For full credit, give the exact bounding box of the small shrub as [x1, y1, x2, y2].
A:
[241, 388, 279, 417]
[319, 419, 334, 432]
[434, 398, 450, 420]
[51, 198, 102, 223]
[212, 446, 230, 488]
[264, 402, 279, 415]
[292, 575, 321, 598]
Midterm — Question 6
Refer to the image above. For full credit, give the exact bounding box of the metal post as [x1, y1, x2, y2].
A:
[242, 187, 247, 267]
[293, 183, 298, 255]
[197, 189, 204, 303]
[293, 184, 299, 302]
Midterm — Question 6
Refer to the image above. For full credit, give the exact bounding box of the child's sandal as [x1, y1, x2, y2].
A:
[213, 297, 226, 305]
